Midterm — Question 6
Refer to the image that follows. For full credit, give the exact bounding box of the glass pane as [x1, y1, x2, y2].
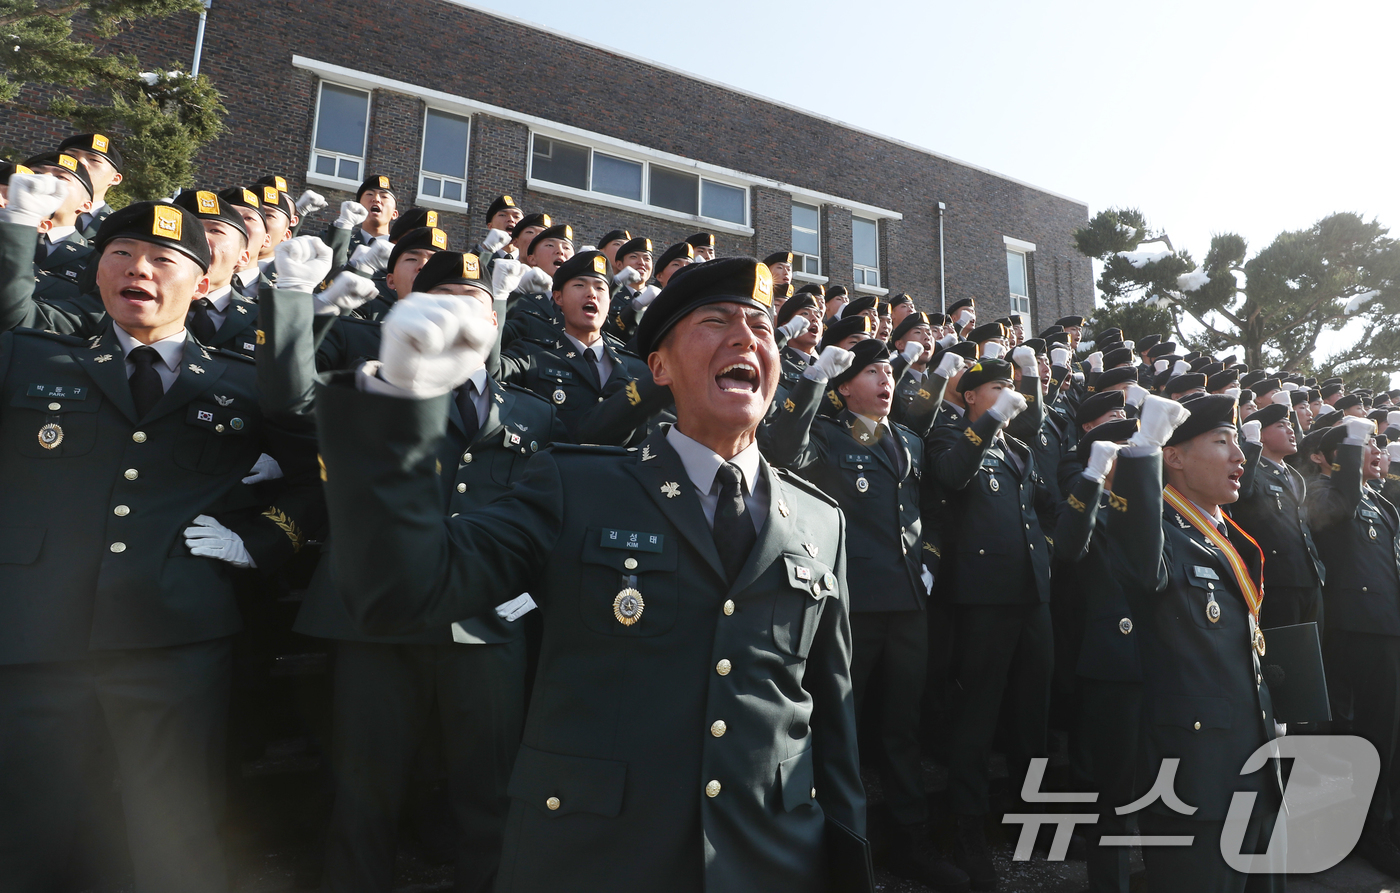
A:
[792, 228, 820, 258]
[868, 269, 879, 287]
[443, 180, 462, 202]
[593, 153, 643, 201]
[338, 158, 359, 181]
[853, 268, 866, 286]
[1007, 250, 1028, 296]
[852, 218, 879, 267]
[421, 109, 469, 178]
[701, 180, 745, 223]
[314, 83, 369, 156]
[791, 202, 820, 232]
[421, 177, 440, 197]
[314, 154, 336, 176]
[649, 166, 699, 214]
[532, 136, 589, 189]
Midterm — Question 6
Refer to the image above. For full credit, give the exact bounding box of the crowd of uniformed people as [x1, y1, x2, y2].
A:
[1, 135, 1399, 893]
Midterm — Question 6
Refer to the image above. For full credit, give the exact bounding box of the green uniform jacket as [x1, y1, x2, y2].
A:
[315, 383, 865, 892]
[33, 235, 94, 301]
[496, 334, 655, 446]
[1231, 440, 1324, 589]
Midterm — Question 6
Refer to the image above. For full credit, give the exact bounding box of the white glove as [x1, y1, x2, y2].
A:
[314, 270, 379, 316]
[273, 236, 333, 294]
[296, 190, 327, 215]
[901, 341, 925, 364]
[986, 388, 1028, 424]
[1050, 347, 1070, 367]
[242, 453, 284, 484]
[804, 345, 855, 382]
[613, 267, 643, 288]
[1125, 383, 1149, 408]
[1128, 395, 1191, 449]
[1342, 416, 1376, 446]
[935, 333, 958, 350]
[632, 283, 661, 311]
[1270, 390, 1292, 408]
[1241, 420, 1262, 444]
[1086, 351, 1104, 373]
[1072, 371, 1085, 384]
[1171, 360, 1190, 376]
[519, 266, 553, 294]
[1387, 442, 1400, 463]
[379, 293, 496, 398]
[1154, 359, 1169, 374]
[0, 173, 67, 227]
[1387, 410, 1400, 430]
[481, 227, 512, 253]
[920, 566, 934, 595]
[1123, 340, 1135, 353]
[955, 308, 974, 326]
[1010, 345, 1037, 375]
[981, 343, 1005, 360]
[489, 257, 526, 301]
[1282, 382, 1298, 391]
[349, 238, 392, 275]
[1224, 387, 1242, 399]
[185, 514, 256, 569]
[934, 352, 965, 379]
[779, 315, 811, 342]
[1083, 440, 1121, 483]
[333, 201, 368, 230]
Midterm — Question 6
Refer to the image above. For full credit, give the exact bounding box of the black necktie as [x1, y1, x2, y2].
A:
[713, 463, 757, 583]
[878, 425, 902, 476]
[190, 298, 218, 345]
[585, 348, 603, 387]
[128, 346, 164, 419]
[457, 380, 481, 442]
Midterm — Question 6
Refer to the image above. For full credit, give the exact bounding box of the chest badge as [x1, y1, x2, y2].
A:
[660, 481, 681, 499]
[37, 422, 63, 450]
[1206, 597, 1221, 623]
[1371, 527, 1378, 540]
[989, 477, 1000, 492]
[214, 395, 233, 407]
[552, 388, 566, 405]
[613, 588, 645, 626]
[856, 476, 870, 493]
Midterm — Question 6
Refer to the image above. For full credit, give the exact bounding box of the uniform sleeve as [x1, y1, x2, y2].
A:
[1005, 373, 1046, 443]
[571, 367, 672, 446]
[1305, 443, 1363, 531]
[320, 223, 354, 271]
[315, 376, 560, 635]
[0, 221, 95, 335]
[1054, 474, 1102, 563]
[1105, 449, 1167, 592]
[759, 375, 826, 469]
[254, 284, 319, 418]
[928, 412, 1001, 491]
[1237, 440, 1265, 501]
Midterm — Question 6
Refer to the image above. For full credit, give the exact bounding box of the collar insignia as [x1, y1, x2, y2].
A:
[641, 445, 655, 462]
[803, 541, 818, 556]
[93, 353, 113, 363]
[188, 364, 205, 374]
[660, 481, 681, 499]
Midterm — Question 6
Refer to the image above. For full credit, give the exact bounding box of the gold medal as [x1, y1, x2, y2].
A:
[989, 477, 1000, 492]
[1206, 597, 1221, 623]
[613, 588, 644, 626]
[1249, 612, 1266, 657]
[37, 422, 63, 450]
[553, 388, 566, 405]
[855, 476, 869, 493]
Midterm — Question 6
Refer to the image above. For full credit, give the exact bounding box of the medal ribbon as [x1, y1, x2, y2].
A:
[1163, 484, 1265, 623]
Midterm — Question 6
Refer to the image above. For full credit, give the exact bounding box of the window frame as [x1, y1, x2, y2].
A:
[790, 202, 822, 277]
[307, 80, 371, 189]
[1006, 248, 1031, 316]
[416, 105, 473, 210]
[852, 216, 881, 288]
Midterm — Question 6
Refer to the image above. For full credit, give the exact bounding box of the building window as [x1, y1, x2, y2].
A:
[311, 82, 370, 184]
[529, 133, 747, 226]
[1007, 249, 1030, 315]
[852, 217, 880, 287]
[419, 108, 470, 204]
[791, 203, 821, 275]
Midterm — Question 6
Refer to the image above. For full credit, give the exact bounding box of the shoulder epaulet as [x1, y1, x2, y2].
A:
[502, 381, 551, 405]
[773, 466, 840, 508]
[14, 327, 85, 346]
[209, 346, 257, 364]
[519, 336, 563, 350]
[546, 442, 633, 456]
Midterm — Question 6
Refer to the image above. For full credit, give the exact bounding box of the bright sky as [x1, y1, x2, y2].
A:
[460, 0, 1399, 364]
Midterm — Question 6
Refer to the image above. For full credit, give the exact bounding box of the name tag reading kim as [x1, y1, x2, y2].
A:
[600, 529, 664, 553]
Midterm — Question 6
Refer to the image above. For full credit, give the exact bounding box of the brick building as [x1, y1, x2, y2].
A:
[5, 0, 1094, 327]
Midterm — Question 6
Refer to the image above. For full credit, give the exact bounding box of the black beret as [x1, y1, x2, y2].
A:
[794, 282, 826, 298]
[762, 250, 793, 267]
[412, 251, 488, 294]
[654, 240, 696, 271]
[1250, 403, 1290, 429]
[775, 283, 794, 301]
[390, 208, 440, 242]
[1045, 331, 1071, 348]
[1095, 327, 1123, 343]
[1320, 383, 1344, 398]
[254, 183, 295, 221]
[844, 295, 879, 317]
[633, 257, 775, 356]
[1240, 371, 1268, 387]
[1165, 373, 1207, 396]
[616, 237, 653, 259]
[1093, 366, 1139, 392]
[831, 337, 894, 389]
[774, 293, 819, 327]
[510, 213, 551, 236]
[876, 300, 891, 317]
[892, 311, 932, 342]
[947, 297, 974, 314]
[958, 358, 1015, 395]
[826, 285, 848, 300]
[888, 292, 915, 308]
[1023, 338, 1048, 355]
[1207, 368, 1240, 392]
[528, 223, 574, 255]
[356, 174, 394, 200]
[1335, 394, 1365, 411]
[1297, 427, 1329, 460]
[1321, 377, 1343, 387]
[598, 228, 632, 247]
[685, 232, 715, 250]
[57, 132, 123, 171]
[1317, 423, 1356, 459]
[0, 161, 32, 184]
[94, 201, 211, 272]
[1165, 394, 1238, 447]
[1254, 378, 1283, 395]
[253, 174, 290, 195]
[387, 227, 448, 271]
[1077, 418, 1140, 462]
[1038, 325, 1065, 339]
[995, 316, 1016, 327]
[485, 194, 517, 221]
[1137, 334, 1163, 351]
[171, 189, 248, 240]
[1188, 357, 1214, 373]
[22, 152, 93, 198]
[1076, 390, 1127, 427]
[550, 250, 611, 290]
[1290, 389, 1309, 406]
[820, 314, 876, 350]
[1239, 389, 1255, 404]
[1103, 347, 1134, 369]
[1312, 407, 1342, 429]
[927, 312, 949, 326]
[219, 186, 265, 225]
[1147, 341, 1178, 359]
[967, 322, 1007, 343]
[1369, 409, 1391, 425]
[1183, 351, 1204, 363]
[1308, 389, 1321, 402]
[1055, 315, 1085, 328]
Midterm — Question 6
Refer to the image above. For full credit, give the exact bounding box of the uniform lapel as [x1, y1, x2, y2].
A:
[142, 337, 228, 422]
[73, 324, 140, 424]
[626, 430, 726, 581]
[210, 297, 258, 347]
[729, 461, 796, 595]
[475, 377, 508, 444]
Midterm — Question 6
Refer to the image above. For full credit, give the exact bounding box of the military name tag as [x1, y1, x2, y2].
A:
[1192, 566, 1220, 581]
[27, 384, 87, 400]
[600, 529, 664, 553]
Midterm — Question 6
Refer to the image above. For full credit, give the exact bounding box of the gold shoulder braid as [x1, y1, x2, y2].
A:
[261, 507, 305, 553]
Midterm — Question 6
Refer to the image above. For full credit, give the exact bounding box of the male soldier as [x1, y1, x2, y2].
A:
[686, 231, 716, 262]
[0, 190, 319, 893]
[766, 338, 967, 891]
[502, 224, 576, 345]
[654, 240, 696, 287]
[1233, 402, 1325, 630]
[341, 175, 398, 249]
[825, 286, 850, 322]
[470, 195, 525, 262]
[763, 250, 793, 286]
[223, 187, 271, 300]
[57, 133, 122, 240]
[254, 183, 298, 266]
[603, 236, 653, 344]
[597, 228, 632, 269]
[351, 227, 450, 322]
[23, 152, 95, 299]
[887, 292, 916, 332]
[773, 292, 822, 391]
[171, 190, 262, 358]
[316, 256, 868, 892]
[508, 213, 552, 261]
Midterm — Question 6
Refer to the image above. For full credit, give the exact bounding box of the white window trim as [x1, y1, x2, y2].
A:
[307, 80, 370, 190]
[1006, 246, 1031, 316]
[790, 271, 829, 285]
[853, 283, 889, 296]
[790, 202, 821, 277]
[528, 178, 754, 236]
[290, 56, 904, 224]
[1003, 235, 1037, 253]
[852, 216, 881, 289]
[417, 106, 472, 210]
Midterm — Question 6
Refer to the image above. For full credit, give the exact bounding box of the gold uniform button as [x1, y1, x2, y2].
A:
[463, 452, 473, 464]
[132, 431, 147, 443]
[215, 424, 224, 433]
[110, 542, 126, 553]
[978, 549, 986, 555]
[624, 557, 638, 570]
[705, 780, 721, 798]
[457, 483, 467, 493]
[711, 720, 727, 737]
[811, 787, 816, 799]
[47, 402, 60, 411]
[123, 468, 139, 480]
[546, 796, 560, 811]
[113, 505, 130, 517]
[723, 600, 735, 616]
[716, 659, 731, 676]
[1193, 721, 1201, 730]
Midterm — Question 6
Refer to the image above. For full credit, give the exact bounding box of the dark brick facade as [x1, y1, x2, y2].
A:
[0, 0, 1093, 327]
